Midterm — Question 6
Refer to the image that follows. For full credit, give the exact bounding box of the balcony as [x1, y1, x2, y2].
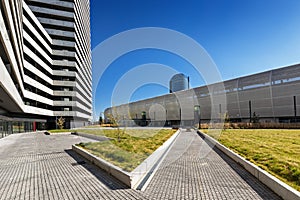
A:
[53, 60, 75, 67]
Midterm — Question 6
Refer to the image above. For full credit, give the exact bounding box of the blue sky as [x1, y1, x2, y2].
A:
[91, 0, 300, 119]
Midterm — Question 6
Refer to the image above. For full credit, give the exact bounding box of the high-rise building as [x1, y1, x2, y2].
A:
[169, 73, 189, 93]
[0, 0, 92, 134]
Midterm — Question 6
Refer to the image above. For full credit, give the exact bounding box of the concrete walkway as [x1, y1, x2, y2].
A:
[144, 130, 281, 199]
[0, 131, 281, 199]
[0, 133, 145, 200]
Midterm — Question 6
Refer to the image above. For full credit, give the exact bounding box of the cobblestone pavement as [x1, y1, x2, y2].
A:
[0, 131, 281, 200]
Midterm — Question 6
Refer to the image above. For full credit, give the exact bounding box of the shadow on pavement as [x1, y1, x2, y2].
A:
[197, 132, 282, 200]
[65, 149, 130, 190]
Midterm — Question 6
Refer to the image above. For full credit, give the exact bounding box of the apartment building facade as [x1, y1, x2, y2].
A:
[0, 0, 92, 136]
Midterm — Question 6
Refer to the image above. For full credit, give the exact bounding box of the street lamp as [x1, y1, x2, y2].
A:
[194, 105, 201, 129]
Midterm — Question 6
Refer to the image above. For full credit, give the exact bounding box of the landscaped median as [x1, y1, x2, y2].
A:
[200, 129, 300, 200]
[72, 128, 180, 188]
[45, 129, 71, 135]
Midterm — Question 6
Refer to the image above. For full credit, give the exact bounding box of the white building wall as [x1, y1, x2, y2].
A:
[0, 0, 92, 127]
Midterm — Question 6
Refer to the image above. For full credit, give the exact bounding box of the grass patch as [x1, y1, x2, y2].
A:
[203, 129, 300, 191]
[76, 129, 176, 172]
[48, 129, 70, 133]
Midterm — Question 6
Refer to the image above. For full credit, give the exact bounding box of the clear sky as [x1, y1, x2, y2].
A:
[90, 0, 300, 119]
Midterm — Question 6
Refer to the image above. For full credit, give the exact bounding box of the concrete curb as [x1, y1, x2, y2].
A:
[198, 131, 300, 200]
[45, 131, 71, 135]
[138, 129, 182, 191]
[71, 132, 110, 141]
[131, 129, 181, 189]
[72, 145, 132, 186]
[72, 129, 181, 189]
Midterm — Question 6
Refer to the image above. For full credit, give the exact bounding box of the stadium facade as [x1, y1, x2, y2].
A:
[0, 0, 92, 137]
[105, 64, 300, 127]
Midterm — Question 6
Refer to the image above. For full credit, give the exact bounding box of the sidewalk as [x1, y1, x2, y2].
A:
[0, 131, 281, 199]
[0, 133, 145, 200]
[144, 130, 281, 200]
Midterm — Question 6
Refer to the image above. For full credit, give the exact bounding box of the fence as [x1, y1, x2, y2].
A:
[200, 122, 300, 129]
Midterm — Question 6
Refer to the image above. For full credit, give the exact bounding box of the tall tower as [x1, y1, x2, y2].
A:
[170, 73, 189, 93]
[25, 0, 92, 128]
[0, 0, 92, 131]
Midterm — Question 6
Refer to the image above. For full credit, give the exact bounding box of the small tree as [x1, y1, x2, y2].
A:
[224, 112, 230, 123]
[222, 112, 231, 130]
[107, 107, 125, 142]
[56, 116, 65, 129]
[99, 116, 103, 125]
[252, 112, 260, 123]
[107, 113, 118, 127]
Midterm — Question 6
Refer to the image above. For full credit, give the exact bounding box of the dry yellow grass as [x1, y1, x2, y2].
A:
[203, 129, 300, 191]
[77, 129, 177, 171]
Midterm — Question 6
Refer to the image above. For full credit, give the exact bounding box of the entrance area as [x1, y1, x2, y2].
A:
[0, 116, 46, 138]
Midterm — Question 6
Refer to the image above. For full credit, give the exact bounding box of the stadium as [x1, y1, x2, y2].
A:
[104, 63, 300, 127]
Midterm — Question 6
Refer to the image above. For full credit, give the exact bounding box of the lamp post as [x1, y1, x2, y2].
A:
[194, 105, 201, 129]
[55, 116, 57, 129]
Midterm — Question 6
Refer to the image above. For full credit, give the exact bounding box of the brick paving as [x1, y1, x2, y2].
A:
[0, 130, 281, 199]
[0, 133, 145, 200]
[144, 130, 281, 200]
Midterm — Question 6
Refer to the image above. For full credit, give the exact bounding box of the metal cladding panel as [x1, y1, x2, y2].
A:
[197, 96, 211, 105]
[165, 102, 180, 120]
[116, 105, 128, 120]
[148, 101, 166, 121]
[224, 79, 238, 92]
[271, 64, 300, 83]
[180, 104, 194, 120]
[106, 64, 300, 123]
[228, 109, 240, 118]
[198, 97, 212, 119]
[272, 96, 294, 117]
[297, 95, 300, 106]
[252, 99, 273, 108]
[227, 102, 239, 111]
[296, 95, 300, 118]
[238, 71, 271, 90]
[129, 101, 146, 119]
[238, 87, 271, 101]
[194, 86, 209, 97]
[148, 96, 167, 121]
[199, 107, 211, 119]
[226, 92, 239, 103]
[176, 90, 195, 120]
[164, 94, 179, 120]
[272, 96, 293, 107]
[253, 108, 273, 118]
[273, 106, 294, 117]
[154, 96, 165, 104]
[240, 108, 251, 118]
[272, 82, 300, 97]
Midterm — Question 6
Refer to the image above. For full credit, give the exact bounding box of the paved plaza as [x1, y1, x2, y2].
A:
[0, 130, 281, 199]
